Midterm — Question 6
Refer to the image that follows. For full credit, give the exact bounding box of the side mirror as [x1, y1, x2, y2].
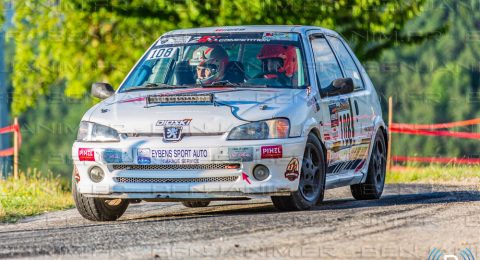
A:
[91, 82, 115, 99]
[322, 78, 354, 97]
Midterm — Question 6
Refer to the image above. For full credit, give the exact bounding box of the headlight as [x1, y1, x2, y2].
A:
[77, 121, 120, 142]
[227, 119, 290, 140]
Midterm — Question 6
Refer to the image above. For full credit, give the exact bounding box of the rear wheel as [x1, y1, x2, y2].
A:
[271, 133, 326, 211]
[72, 180, 129, 221]
[350, 130, 387, 200]
[182, 201, 211, 208]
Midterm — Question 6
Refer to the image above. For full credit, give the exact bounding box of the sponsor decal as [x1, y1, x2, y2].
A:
[195, 35, 221, 43]
[262, 32, 299, 41]
[148, 94, 214, 105]
[155, 119, 192, 142]
[137, 148, 151, 164]
[145, 47, 178, 61]
[102, 149, 123, 164]
[215, 28, 246, 32]
[228, 147, 254, 162]
[157, 36, 192, 45]
[149, 148, 209, 164]
[323, 133, 331, 141]
[328, 103, 339, 127]
[328, 98, 354, 144]
[155, 119, 192, 127]
[114, 88, 279, 105]
[261, 145, 283, 159]
[78, 148, 95, 161]
[285, 158, 300, 181]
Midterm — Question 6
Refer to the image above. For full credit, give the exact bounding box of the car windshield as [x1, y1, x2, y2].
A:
[119, 32, 308, 92]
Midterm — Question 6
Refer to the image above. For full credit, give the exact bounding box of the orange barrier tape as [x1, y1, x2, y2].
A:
[391, 118, 480, 130]
[0, 147, 14, 157]
[393, 156, 480, 164]
[390, 127, 480, 139]
[0, 124, 16, 134]
[0, 123, 21, 157]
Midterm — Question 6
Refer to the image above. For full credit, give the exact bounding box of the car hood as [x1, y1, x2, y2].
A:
[85, 87, 308, 134]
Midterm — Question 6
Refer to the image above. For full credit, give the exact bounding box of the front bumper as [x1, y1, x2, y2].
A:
[72, 135, 306, 200]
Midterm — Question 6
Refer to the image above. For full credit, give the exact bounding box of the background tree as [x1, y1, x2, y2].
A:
[4, 0, 449, 176]
[370, 0, 480, 160]
[9, 0, 434, 114]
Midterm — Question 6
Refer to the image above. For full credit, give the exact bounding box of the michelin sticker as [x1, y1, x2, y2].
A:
[146, 47, 178, 61]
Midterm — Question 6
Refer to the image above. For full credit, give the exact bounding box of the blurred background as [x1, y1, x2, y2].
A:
[0, 0, 479, 179]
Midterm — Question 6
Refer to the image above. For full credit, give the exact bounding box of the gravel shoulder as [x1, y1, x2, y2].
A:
[1, 183, 479, 259]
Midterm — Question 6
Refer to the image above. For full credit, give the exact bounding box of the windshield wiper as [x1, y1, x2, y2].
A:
[123, 83, 186, 92]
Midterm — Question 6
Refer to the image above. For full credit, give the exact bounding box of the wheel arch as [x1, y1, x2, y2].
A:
[308, 127, 328, 171]
[360, 117, 388, 183]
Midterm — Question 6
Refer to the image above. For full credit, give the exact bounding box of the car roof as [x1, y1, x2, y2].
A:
[163, 25, 340, 37]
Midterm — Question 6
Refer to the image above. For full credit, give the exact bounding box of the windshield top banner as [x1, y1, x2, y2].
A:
[156, 32, 299, 46]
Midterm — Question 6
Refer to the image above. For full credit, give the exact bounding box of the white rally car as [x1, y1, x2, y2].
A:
[72, 25, 387, 221]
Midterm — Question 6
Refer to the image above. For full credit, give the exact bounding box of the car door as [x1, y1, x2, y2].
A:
[325, 35, 374, 173]
[309, 34, 356, 175]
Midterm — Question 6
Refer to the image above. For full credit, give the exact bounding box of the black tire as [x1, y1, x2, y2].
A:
[350, 130, 387, 200]
[72, 180, 129, 221]
[182, 201, 211, 208]
[271, 133, 326, 211]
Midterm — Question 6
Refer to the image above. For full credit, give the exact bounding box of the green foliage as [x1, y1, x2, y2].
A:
[7, 0, 464, 175]
[8, 0, 435, 114]
[0, 170, 74, 222]
[370, 0, 480, 159]
[388, 165, 480, 184]
[18, 86, 92, 175]
[0, 1, 3, 25]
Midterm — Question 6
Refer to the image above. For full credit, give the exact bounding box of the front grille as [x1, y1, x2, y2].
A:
[111, 163, 241, 171]
[114, 176, 238, 183]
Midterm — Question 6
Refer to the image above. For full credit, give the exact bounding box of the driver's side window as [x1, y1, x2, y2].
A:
[310, 36, 343, 90]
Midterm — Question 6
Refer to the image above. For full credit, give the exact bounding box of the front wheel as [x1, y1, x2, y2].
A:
[271, 133, 326, 211]
[72, 180, 129, 221]
[350, 130, 387, 200]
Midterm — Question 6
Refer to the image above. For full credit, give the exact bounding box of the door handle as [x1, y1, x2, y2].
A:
[354, 100, 359, 115]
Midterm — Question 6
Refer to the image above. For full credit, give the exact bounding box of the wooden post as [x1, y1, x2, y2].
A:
[387, 97, 393, 173]
[13, 117, 18, 179]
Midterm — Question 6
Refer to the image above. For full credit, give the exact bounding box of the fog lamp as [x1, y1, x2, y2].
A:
[89, 166, 105, 183]
[253, 165, 270, 181]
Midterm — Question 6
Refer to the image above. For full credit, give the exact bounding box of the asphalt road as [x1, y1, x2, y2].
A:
[1, 184, 480, 259]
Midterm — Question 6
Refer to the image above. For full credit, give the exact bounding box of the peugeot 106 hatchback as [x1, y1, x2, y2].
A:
[72, 25, 388, 221]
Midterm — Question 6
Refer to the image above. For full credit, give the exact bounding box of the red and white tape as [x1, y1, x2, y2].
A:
[0, 123, 21, 157]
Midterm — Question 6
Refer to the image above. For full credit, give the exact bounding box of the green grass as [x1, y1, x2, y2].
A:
[0, 170, 74, 223]
[0, 165, 478, 223]
[387, 164, 480, 185]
